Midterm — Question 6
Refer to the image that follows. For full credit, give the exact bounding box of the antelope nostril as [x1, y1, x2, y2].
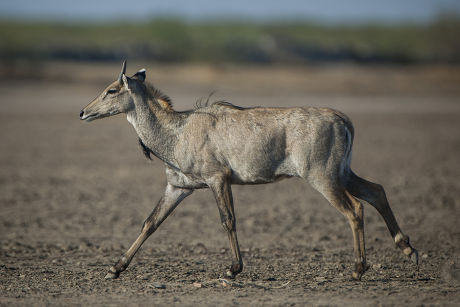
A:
[79, 110, 84, 118]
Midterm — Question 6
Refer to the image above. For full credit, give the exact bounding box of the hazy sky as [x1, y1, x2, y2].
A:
[1, 0, 460, 23]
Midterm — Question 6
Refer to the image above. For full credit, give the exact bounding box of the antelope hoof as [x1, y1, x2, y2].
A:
[402, 245, 419, 265]
[409, 248, 419, 265]
[225, 270, 236, 279]
[225, 262, 242, 279]
[104, 268, 120, 280]
[352, 263, 369, 281]
[352, 271, 362, 281]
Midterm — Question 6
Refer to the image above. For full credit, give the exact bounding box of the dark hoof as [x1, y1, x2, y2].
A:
[105, 268, 120, 280]
[225, 270, 236, 279]
[225, 262, 242, 279]
[352, 262, 369, 281]
[409, 248, 419, 265]
[352, 271, 362, 281]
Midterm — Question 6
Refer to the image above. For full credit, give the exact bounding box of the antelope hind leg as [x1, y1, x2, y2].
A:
[346, 172, 419, 265]
[209, 173, 243, 279]
[314, 182, 369, 280]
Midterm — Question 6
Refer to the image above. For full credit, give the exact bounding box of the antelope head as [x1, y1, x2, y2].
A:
[80, 60, 146, 121]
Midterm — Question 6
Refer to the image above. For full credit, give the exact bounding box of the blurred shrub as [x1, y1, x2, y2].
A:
[1, 17, 459, 64]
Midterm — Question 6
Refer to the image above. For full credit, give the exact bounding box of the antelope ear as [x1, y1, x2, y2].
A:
[122, 74, 130, 91]
[132, 68, 146, 82]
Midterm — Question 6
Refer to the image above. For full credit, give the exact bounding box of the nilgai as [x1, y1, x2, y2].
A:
[80, 61, 418, 280]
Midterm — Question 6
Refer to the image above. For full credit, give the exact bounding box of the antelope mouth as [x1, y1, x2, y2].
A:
[80, 111, 100, 122]
[80, 110, 121, 121]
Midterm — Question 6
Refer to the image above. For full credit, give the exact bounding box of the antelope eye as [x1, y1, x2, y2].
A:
[107, 88, 118, 94]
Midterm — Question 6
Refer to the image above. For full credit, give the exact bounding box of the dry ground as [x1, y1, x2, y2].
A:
[1, 62, 459, 306]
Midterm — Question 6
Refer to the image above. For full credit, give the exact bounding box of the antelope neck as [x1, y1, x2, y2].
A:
[127, 95, 185, 168]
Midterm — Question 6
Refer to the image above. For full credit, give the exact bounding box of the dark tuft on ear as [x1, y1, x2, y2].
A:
[133, 69, 146, 82]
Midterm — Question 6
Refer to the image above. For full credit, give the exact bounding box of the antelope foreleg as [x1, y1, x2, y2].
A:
[105, 184, 193, 280]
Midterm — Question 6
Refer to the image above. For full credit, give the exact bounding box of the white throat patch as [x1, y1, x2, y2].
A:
[126, 111, 137, 129]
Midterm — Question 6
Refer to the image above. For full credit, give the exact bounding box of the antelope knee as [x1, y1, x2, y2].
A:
[220, 215, 235, 232]
[141, 218, 157, 235]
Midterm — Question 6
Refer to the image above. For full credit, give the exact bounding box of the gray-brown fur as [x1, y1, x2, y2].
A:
[80, 61, 418, 281]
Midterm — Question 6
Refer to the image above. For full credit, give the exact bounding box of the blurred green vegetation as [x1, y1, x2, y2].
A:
[1, 16, 459, 64]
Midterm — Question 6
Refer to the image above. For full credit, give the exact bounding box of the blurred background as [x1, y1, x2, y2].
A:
[0, 0, 460, 65]
[1, 0, 460, 66]
[1, 0, 460, 96]
[1, 1, 460, 305]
